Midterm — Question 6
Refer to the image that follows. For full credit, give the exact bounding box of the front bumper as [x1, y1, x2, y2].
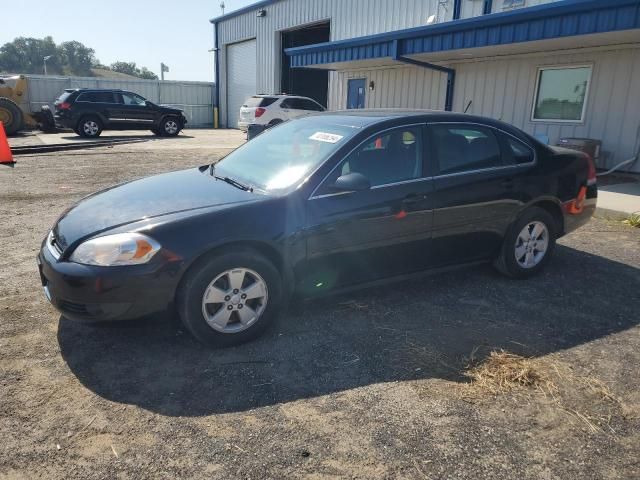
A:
[37, 237, 180, 322]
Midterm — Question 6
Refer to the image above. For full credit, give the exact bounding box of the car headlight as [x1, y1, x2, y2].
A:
[70, 233, 161, 266]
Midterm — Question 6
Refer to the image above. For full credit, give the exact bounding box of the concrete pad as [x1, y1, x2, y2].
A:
[596, 182, 640, 219]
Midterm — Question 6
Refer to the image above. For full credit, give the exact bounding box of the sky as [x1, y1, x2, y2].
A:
[2, 0, 258, 82]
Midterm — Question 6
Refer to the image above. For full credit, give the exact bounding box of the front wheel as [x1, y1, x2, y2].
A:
[159, 117, 181, 137]
[0, 97, 24, 135]
[177, 249, 283, 347]
[494, 207, 557, 279]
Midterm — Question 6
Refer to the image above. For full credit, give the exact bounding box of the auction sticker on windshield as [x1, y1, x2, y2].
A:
[309, 132, 344, 144]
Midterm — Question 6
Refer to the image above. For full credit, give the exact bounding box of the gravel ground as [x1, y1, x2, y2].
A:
[1, 132, 639, 479]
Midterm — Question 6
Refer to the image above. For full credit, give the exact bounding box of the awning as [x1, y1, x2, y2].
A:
[284, 0, 640, 70]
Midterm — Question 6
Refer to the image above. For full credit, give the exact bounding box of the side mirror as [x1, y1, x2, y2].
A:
[333, 172, 371, 192]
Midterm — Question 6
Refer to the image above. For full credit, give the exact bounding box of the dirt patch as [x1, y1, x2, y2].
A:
[1, 137, 639, 479]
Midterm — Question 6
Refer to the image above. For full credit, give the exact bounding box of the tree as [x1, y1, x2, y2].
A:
[0, 36, 158, 79]
[138, 67, 158, 80]
[0, 36, 62, 74]
[109, 61, 138, 76]
[57, 41, 95, 76]
[110, 61, 158, 80]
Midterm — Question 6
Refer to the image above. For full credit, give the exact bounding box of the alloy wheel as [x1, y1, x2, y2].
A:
[201, 268, 268, 333]
[514, 221, 549, 268]
[83, 121, 99, 136]
[164, 120, 178, 135]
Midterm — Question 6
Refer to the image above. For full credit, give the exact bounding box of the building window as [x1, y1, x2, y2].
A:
[503, 0, 525, 9]
[532, 65, 592, 123]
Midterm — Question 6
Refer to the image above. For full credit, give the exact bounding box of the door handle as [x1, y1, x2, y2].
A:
[402, 194, 426, 205]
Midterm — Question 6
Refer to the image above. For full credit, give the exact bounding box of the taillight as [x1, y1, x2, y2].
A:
[58, 102, 71, 110]
[254, 107, 266, 118]
[583, 153, 597, 185]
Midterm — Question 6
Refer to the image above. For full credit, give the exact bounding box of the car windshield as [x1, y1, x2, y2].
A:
[214, 117, 360, 193]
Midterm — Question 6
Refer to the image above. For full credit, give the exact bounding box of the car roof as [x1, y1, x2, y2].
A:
[253, 94, 313, 100]
[311, 109, 535, 140]
[71, 88, 127, 93]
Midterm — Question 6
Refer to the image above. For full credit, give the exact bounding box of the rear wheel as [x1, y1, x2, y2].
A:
[494, 207, 557, 278]
[177, 248, 283, 347]
[77, 116, 102, 138]
[0, 97, 24, 135]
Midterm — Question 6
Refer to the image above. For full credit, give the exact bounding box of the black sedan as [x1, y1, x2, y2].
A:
[38, 110, 597, 346]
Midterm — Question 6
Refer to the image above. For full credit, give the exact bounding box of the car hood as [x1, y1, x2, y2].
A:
[53, 167, 260, 251]
[159, 105, 185, 115]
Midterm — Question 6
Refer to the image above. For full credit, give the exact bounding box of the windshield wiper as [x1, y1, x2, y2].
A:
[208, 164, 253, 192]
[220, 176, 252, 191]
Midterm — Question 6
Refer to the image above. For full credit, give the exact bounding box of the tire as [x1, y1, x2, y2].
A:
[177, 248, 283, 347]
[151, 128, 162, 136]
[0, 97, 24, 135]
[494, 207, 558, 279]
[159, 117, 181, 137]
[77, 116, 103, 138]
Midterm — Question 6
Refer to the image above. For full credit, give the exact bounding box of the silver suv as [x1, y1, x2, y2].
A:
[238, 94, 325, 130]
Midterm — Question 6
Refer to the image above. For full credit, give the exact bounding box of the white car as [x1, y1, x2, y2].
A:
[238, 94, 325, 130]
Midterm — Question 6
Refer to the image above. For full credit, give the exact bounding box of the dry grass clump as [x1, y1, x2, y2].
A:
[622, 211, 640, 228]
[464, 350, 547, 394]
[463, 349, 623, 434]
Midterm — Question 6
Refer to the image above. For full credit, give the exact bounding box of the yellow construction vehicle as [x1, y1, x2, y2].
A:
[0, 75, 54, 135]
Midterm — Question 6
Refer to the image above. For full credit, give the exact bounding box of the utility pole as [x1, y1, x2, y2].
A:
[43, 55, 53, 76]
[160, 62, 169, 81]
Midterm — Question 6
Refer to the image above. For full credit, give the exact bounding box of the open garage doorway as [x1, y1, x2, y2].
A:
[281, 22, 330, 108]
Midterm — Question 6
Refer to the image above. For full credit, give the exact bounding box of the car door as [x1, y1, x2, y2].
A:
[76, 91, 120, 126]
[428, 123, 527, 266]
[298, 124, 435, 294]
[117, 92, 156, 128]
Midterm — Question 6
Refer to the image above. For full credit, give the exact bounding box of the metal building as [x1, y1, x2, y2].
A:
[211, 0, 640, 172]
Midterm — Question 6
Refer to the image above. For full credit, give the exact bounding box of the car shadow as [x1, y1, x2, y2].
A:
[58, 245, 640, 416]
[58, 133, 195, 141]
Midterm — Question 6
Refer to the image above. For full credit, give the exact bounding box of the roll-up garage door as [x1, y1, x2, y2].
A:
[226, 39, 257, 128]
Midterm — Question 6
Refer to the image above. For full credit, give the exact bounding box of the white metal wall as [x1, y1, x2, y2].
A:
[330, 45, 640, 172]
[215, 0, 566, 126]
[226, 39, 258, 128]
[23, 75, 215, 127]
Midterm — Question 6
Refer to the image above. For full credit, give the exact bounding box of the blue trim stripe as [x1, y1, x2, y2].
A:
[285, 0, 640, 68]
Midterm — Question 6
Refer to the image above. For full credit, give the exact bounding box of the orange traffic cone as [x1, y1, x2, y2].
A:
[0, 122, 15, 166]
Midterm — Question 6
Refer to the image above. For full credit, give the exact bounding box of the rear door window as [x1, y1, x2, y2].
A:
[298, 99, 324, 111]
[430, 124, 503, 175]
[77, 91, 115, 103]
[280, 98, 294, 109]
[502, 135, 535, 165]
